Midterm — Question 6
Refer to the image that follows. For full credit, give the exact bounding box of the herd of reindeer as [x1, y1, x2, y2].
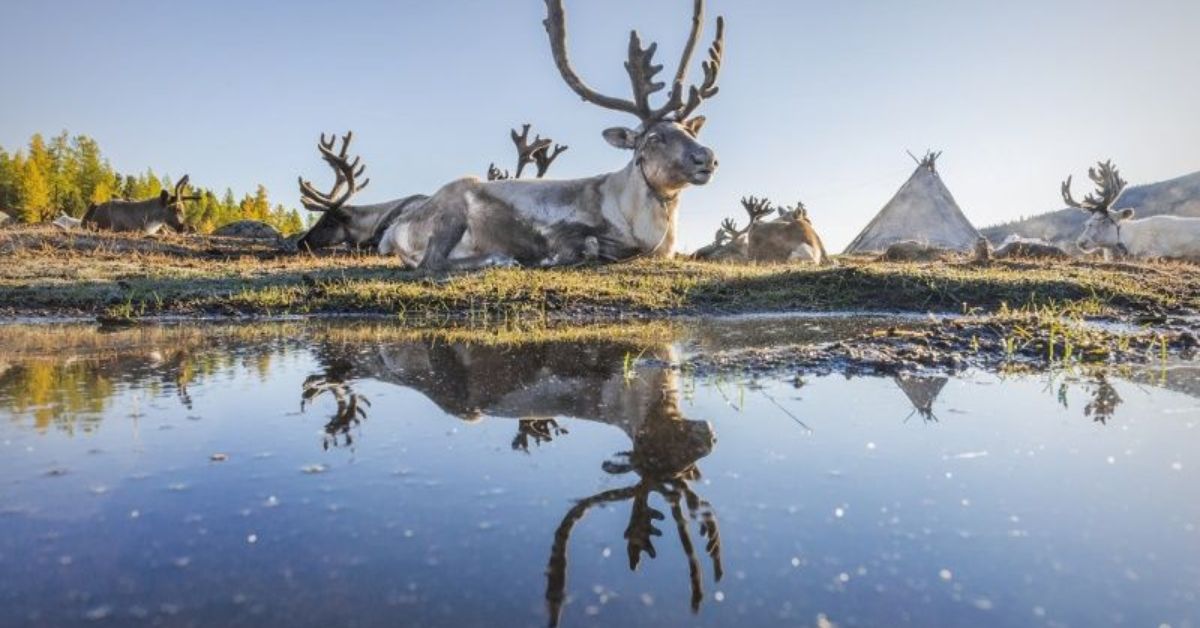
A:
[28, 0, 1200, 265]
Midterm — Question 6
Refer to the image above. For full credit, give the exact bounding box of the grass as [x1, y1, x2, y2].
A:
[2, 226, 1197, 321]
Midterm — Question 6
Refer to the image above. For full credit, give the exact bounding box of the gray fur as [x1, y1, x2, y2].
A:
[83, 176, 198, 235]
[297, 195, 428, 252]
[379, 120, 716, 270]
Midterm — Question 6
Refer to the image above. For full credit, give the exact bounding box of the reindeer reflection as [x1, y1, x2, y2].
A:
[546, 398, 722, 627]
[300, 358, 371, 449]
[304, 336, 724, 624]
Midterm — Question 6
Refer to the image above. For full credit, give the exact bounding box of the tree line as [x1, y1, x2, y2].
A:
[0, 131, 305, 234]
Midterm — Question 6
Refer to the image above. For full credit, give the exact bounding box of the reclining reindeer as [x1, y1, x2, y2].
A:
[296, 132, 430, 252]
[299, 0, 724, 269]
[81, 176, 199, 234]
[1066, 160, 1200, 261]
[694, 196, 829, 264]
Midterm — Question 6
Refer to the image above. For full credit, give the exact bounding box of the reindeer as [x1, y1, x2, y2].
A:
[694, 196, 829, 264]
[1066, 160, 1200, 261]
[748, 200, 829, 264]
[296, 132, 429, 251]
[366, 0, 723, 269]
[487, 124, 569, 182]
[82, 176, 200, 234]
[691, 196, 772, 261]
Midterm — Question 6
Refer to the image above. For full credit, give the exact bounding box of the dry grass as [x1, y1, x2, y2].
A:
[2, 226, 1197, 321]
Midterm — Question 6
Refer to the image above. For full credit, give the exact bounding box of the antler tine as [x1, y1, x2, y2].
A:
[299, 131, 368, 212]
[672, 0, 705, 99]
[625, 32, 671, 121]
[674, 16, 724, 121]
[511, 124, 555, 179]
[1062, 160, 1127, 212]
[534, 144, 569, 178]
[544, 0, 642, 118]
[1061, 175, 1085, 210]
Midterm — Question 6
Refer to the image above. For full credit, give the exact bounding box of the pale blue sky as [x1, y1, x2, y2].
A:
[2, 0, 1197, 250]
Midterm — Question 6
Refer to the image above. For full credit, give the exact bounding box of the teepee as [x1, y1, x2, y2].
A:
[844, 151, 981, 254]
[894, 374, 948, 422]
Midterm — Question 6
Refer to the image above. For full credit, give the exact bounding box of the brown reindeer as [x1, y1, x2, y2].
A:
[748, 200, 829, 264]
[82, 176, 200, 234]
[695, 197, 829, 264]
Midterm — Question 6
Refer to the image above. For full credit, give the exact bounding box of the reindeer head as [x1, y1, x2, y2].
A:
[1063, 160, 1132, 253]
[160, 175, 200, 233]
[297, 132, 371, 251]
[544, 0, 724, 197]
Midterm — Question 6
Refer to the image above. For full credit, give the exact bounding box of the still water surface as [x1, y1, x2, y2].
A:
[0, 319, 1196, 627]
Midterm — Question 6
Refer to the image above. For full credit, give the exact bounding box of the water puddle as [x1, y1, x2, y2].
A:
[0, 319, 1196, 627]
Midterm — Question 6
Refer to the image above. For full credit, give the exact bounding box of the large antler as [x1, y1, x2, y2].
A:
[298, 132, 371, 213]
[1062, 160, 1127, 213]
[717, 196, 774, 242]
[172, 175, 202, 202]
[543, 0, 724, 127]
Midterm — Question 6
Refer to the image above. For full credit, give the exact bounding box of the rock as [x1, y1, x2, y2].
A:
[213, 221, 282, 240]
[993, 236, 1072, 260]
[878, 241, 952, 262]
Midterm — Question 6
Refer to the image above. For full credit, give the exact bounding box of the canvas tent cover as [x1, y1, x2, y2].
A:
[844, 153, 981, 254]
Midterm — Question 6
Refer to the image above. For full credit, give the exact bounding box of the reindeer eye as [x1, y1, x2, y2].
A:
[645, 134, 662, 144]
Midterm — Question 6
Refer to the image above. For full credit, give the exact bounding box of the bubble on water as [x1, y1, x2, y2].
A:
[1033, 606, 1046, 617]
[838, 573, 850, 583]
[127, 605, 149, 619]
[834, 507, 845, 518]
[584, 605, 599, 616]
[791, 557, 801, 568]
[84, 605, 113, 621]
[264, 496, 279, 508]
[173, 557, 191, 568]
[939, 569, 953, 581]
[602, 547, 611, 558]
[59, 555, 73, 566]
[90, 486, 109, 495]
[1106, 456, 1116, 465]
[167, 483, 188, 492]
[973, 597, 994, 610]
[301, 464, 327, 474]
[129, 510, 140, 519]
[866, 442, 876, 450]
[640, 593, 654, 606]
[247, 534, 258, 544]
[1171, 462, 1183, 471]
[403, 529, 415, 538]
[816, 614, 837, 628]
[714, 591, 725, 602]
[960, 499, 971, 507]
[210, 453, 228, 462]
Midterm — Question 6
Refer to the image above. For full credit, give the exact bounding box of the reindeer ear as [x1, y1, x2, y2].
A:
[683, 116, 707, 136]
[602, 127, 639, 150]
[1117, 208, 1135, 221]
[159, 190, 171, 204]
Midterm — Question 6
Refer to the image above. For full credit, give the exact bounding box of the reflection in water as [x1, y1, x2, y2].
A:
[306, 335, 722, 626]
[301, 371, 371, 450]
[1, 322, 1198, 626]
[513, 418, 568, 452]
[894, 374, 948, 422]
[547, 405, 721, 627]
